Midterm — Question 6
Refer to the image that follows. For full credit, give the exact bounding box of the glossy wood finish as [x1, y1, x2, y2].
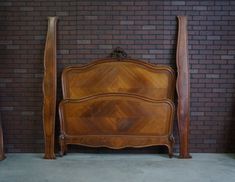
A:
[42, 17, 58, 159]
[0, 115, 5, 161]
[62, 59, 175, 100]
[176, 16, 191, 158]
[59, 59, 176, 157]
[42, 16, 191, 159]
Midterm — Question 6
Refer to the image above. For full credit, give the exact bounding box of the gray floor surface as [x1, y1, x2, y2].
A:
[0, 153, 235, 182]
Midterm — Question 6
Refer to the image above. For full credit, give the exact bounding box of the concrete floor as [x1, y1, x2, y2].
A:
[0, 153, 235, 182]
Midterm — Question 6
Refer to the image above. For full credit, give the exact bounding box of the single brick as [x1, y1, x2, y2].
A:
[221, 55, 234, 60]
[85, 16, 98, 20]
[206, 74, 220, 79]
[172, 1, 185, 6]
[142, 25, 156, 30]
[120, 20, 134, 25]
[7, 45, 19, 49]
[77, 40, 91, 44]
[191, 112, 205, 116]
[0, 40, 13, 45]
[142, 55, 156, 59]
[0, 107, 14, 111]
[20, 7, 34, 11]
[99, 45, 113, 49]
[21, 111, 34, 116]
[14, 69, 27, 73]
[207, 36, 221, 40]
[193, 6, 207, 11]
[56, 11, 68, 16]
[0, 2, 12, 6]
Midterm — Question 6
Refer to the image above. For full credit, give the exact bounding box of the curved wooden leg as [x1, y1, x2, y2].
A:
[43, 17, 58, 159]
[176, 16, 191, 159]
[168, 135, 175, 158]
[59, 134, 66, 157]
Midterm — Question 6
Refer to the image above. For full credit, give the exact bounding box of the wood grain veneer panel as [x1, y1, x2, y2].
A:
[62, 59, 175, 100]
[59, 93, 175, 150]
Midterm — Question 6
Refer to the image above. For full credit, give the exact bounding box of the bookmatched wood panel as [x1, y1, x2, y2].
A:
[62, 59, 175, 100]
[59, 93, 175, 156]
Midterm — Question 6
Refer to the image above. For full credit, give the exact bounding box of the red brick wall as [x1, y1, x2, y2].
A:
[0, 0, 235, 153]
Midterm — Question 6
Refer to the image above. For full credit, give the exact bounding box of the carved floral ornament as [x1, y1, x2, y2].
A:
[109, 47, 129, 59]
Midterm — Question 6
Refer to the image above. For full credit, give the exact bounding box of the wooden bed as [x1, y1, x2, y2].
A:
[42, 16, 191, 159]
[59, 58, 176, 157]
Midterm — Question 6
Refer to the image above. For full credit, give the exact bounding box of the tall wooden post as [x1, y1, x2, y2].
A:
[43, 17, 58, 159]
[0, 114, 5, 161]
[176, 16, 191, 158]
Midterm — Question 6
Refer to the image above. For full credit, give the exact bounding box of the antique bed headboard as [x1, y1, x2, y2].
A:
[61, 59, 175, 100]
[42, 16, 191, 159]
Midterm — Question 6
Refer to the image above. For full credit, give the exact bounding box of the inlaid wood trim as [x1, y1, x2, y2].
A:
[176, 16, 191, 158]
[42, 17, 58, 159]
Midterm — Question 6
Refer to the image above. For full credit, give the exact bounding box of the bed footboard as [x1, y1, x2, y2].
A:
[59, 93, 175, 157]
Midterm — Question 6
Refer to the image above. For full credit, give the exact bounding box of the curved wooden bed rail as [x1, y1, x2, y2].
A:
[43, 17, 58, 159]
[176, 16, 191, 158]
[0, 114, 5, 161]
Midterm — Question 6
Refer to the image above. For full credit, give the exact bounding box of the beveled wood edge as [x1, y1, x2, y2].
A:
[62, 58, 175, 76]
[176, 16, 191, 159]
[61, 59, 176, 100]
[0, 118, 5, 161]
[60, 135, 174, 157]
[60, 92, 176, 105]
[42, 16, 58, 160]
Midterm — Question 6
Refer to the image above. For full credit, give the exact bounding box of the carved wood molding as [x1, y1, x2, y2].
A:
[176, 16, 191, 158]
[42, 17, 58, 159]
[0, 114, 5, 161]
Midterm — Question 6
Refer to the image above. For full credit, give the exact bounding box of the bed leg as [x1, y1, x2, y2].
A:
[168, 135, 175, 158]
[59, 134, 66, 157]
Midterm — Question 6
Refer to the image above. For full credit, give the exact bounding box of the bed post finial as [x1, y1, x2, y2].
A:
[176, 16, 192, 159]
[43, 16, 58, 159]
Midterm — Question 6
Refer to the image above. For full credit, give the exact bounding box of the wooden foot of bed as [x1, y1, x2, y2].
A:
[44, 137, 56, 159]
[59, 134, 66, 157]
[168, 135, 175, 158]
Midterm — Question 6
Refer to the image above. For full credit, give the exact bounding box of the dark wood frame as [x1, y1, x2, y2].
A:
[0, 114, 5, 161]
[42, 16, 191, 159]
